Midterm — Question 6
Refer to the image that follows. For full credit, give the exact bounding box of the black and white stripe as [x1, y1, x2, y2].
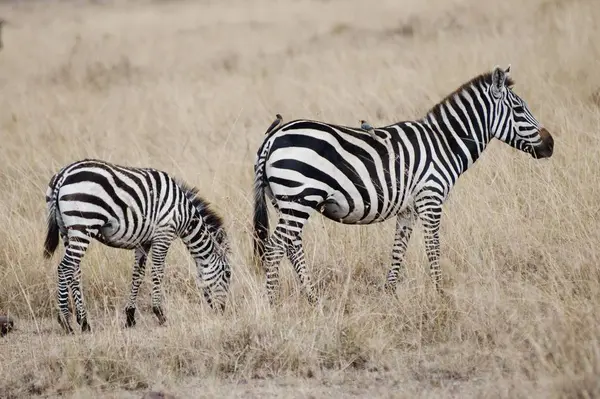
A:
[43, 159, 232, 333]
[253, 66, 554, 303]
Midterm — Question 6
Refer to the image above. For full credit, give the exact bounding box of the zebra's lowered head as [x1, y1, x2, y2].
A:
[488, 65, 554, 159]
[178, 182, 232, 312]
[199, 244, 232, 313]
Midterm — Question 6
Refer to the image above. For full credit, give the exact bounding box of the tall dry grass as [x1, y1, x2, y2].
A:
[0, 0, 599, 397]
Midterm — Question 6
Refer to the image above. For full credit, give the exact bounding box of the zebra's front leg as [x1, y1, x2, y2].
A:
[418, 204, 443, 292]
[125, 244, 151, 328]
[150, 237, 172, 325]
[384, 209, 416, 293]
[286, 238, 316, 304]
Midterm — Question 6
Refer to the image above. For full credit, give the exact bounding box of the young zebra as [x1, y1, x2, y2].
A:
[253, 66, 554, 304]
[43, 159, 232, 333]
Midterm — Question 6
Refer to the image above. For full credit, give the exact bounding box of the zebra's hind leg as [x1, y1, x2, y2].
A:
[265, 204, 317, 305]
[57, 262, 73, 334]
[150, 234, 174, 325]
[263, 226, 287, 305]
[59, 231, 74, 316]
[286, 239, 316, 304]
[125, 243, 151, 328]
[384, 208, 416, 293]
[71, 263, 90, 332]
[57, 229, 93, 334]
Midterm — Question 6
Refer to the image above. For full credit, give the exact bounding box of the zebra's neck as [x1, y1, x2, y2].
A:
[423, 87, 493, 175]
[181, 215, 217, 265]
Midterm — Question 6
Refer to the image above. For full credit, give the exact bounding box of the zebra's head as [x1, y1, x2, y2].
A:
[193, 208, 231, 313]
[201, 244, 232, 313]
[177, 182, 232, 312]
[488, 65, 554, 159]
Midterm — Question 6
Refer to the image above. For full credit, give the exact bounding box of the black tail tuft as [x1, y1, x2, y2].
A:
[43, 207, 59, 259]
[253, 180, 269, 266]
[254, 124, 274, 267]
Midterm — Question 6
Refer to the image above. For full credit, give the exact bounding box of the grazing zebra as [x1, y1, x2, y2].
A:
[253, 65, 554, 304]
[43, 159, 232, 333]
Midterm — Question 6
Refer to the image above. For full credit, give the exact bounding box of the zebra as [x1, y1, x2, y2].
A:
[252, 65, 554, 304]
[43, 159, 232, 333]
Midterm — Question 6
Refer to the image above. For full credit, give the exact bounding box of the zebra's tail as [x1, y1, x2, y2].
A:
[252, 142, 271, 266]
[43, 175, 60, 259]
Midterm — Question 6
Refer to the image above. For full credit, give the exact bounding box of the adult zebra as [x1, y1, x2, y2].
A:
[43, 159, 232, 333]
[253, 66, 554, 304]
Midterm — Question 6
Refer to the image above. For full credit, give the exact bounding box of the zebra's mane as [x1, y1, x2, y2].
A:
[427, 71, 516, 120]
[175, 179, 227, 246]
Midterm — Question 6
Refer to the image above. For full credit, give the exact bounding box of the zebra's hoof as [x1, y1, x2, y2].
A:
[153, 306, 166, 325]
[383, 282, 396, 294]
[211, 302, 225, 314]
[125, 308, 136, 327]
[81, 320, 91, 333]
[62, 325, 75, 335]
[267, 297, 278, 307]
[58, 314, 74, 334]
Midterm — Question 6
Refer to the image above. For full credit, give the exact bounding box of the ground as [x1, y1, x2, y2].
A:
[1, 0, 600, 397]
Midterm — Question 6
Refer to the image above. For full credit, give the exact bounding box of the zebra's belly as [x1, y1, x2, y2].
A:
[96, 220, 151, 250]
[319, 201, 395, 225]
[320, 202, 352, 223]
[94, 235, 140, 250]
[320, 195, 412, 225]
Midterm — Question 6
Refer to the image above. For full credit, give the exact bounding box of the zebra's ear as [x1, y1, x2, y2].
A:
[491, 65, 507, 98]
[504, 64, 515, 88]
[215, 229, 230, 254]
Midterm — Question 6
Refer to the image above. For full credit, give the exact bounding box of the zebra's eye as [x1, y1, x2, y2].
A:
[224, 270, 231, 279]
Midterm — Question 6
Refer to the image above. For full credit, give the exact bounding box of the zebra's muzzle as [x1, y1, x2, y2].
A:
[531, 128, 554, 159]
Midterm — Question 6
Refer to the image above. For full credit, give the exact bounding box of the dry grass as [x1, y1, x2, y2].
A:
[0, 0, 599, 397]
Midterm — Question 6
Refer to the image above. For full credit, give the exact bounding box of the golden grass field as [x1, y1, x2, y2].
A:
[0, 0, 599, 397]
